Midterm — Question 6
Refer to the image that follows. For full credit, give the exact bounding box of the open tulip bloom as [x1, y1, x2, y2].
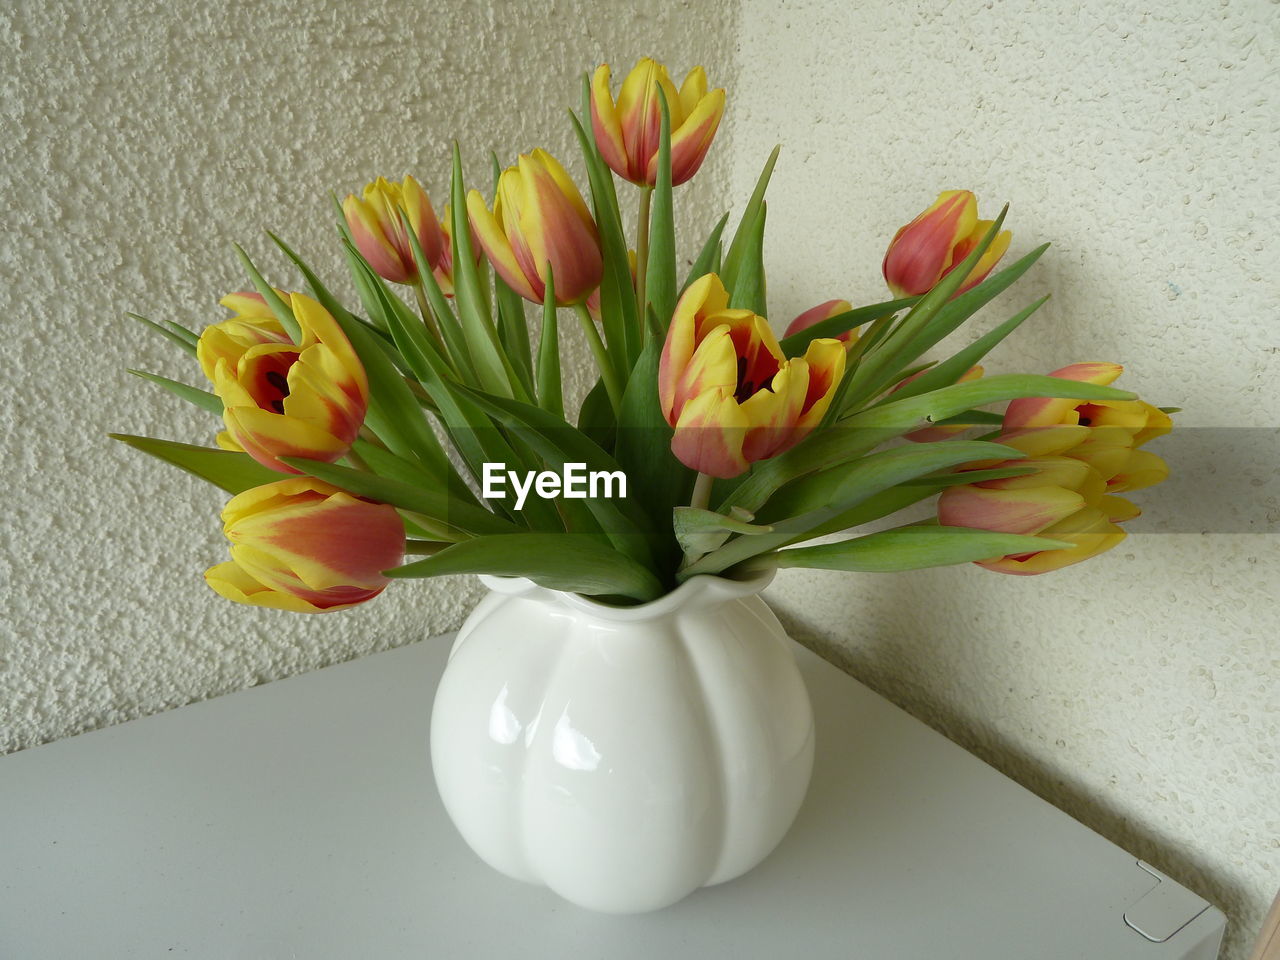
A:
[116, 59, 1173, 609]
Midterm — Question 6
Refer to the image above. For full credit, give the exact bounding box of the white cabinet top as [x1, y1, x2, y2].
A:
[0, 638, 1224, 959]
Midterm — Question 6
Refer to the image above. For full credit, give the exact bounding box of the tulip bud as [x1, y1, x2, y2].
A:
[882, 190, 1011, 298]
[343, 175, 446, 285]
[591, 58, 726, 187]
[467, 150, 603, 306]
[659, 274, 845, 478]
[205, 477, 404, 613]
[203, 292, 369, 473]
[784, 299, 856, 345]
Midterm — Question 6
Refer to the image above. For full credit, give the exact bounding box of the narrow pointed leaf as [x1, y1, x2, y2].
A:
[232, 244, 300, 342]
[127, 313, 198, 356]
[747, 525, 1073, 574]
[721, 145, 780, 294]
[128, 370, 222, 415]
[681, 213, 730, 296]
[645, 88, 677, 328]
[111, 434, 281, 494]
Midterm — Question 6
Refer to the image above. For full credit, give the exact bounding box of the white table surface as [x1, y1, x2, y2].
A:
[0, 636, 1225, 959]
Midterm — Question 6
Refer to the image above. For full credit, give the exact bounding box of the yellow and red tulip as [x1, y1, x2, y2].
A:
[882, 190, 1011, 298]
[343, 175, 446, 285]
[466, 150, 603, 306]
[205, 477, 404, 613]
[659, 274, 846, 478]
[203, 292, 369, 473]
[784, 299, 856, 345]
[939, 361, 1171, 574]
[591, 58, 726, 187]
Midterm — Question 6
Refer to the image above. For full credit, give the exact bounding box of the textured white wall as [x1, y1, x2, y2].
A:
[736, 1, 1279, 958]
[0, 0, 736, 749]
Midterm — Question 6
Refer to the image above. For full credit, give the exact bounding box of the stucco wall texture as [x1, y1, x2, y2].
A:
[3, 0, 1276, 956]
[731, 1, 1278, 957]
[0, 1, 735, 746]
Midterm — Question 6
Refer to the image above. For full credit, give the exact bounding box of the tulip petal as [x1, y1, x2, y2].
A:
[665, 86, 726, 186]
[205, 560, 331, 613]
[659, 274, 732, 423]
[590, 64, 631, 180]
[1003, 362, 1124, 430]
[467, 188, 539, 302]
[1107, 448, 1169, 493]
[939, 484, 1086, 536]
[670, 387, 750, 478]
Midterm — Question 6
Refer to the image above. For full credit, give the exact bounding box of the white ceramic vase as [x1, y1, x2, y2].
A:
[430, 571, 815, 914]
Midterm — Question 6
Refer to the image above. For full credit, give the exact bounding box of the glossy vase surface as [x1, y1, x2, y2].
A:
[430, 572, 815, 914]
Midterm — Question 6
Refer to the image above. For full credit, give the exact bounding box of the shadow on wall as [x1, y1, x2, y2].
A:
[773, 590, 1255, 959]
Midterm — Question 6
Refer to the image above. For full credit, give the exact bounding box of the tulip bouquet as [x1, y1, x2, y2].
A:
[115, 58, 1172, 610]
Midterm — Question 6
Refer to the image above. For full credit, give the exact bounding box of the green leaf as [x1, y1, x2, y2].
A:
[778, 297, 917, 356]
[232, 244, 300, 342]
[111, 434, 281, 494]
[449, 143, 513, 398]
[281, 457, 516, 537]
[645, 88, 677, 329]
[721, 145, 779, 294]
[494, 275, 534, 396]
[397, 213, 476, 384]
[128, 313, 198, 356]
[127, 370, 222, 414]
[577, 379, 616, 451]
[910, 243, 1051, 359]
[844, 373, 1136, 433]
[746, 525, 1073, 574]
[728, 201, 767, 316]
[572, 81, 639, 368]
[614, 334, 693, 580]
[535, 271, 563, 418]
[681, 213, 730, 296]
[386, 534, 664, 602]
[921, 409, 1006, 428]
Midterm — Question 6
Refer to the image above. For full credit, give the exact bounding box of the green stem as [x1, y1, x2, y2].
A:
[573, 302, 623, 416]
[690, 472, 714, 511]
[634, 186, 653, 332]
[404, 539, 445, 555]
